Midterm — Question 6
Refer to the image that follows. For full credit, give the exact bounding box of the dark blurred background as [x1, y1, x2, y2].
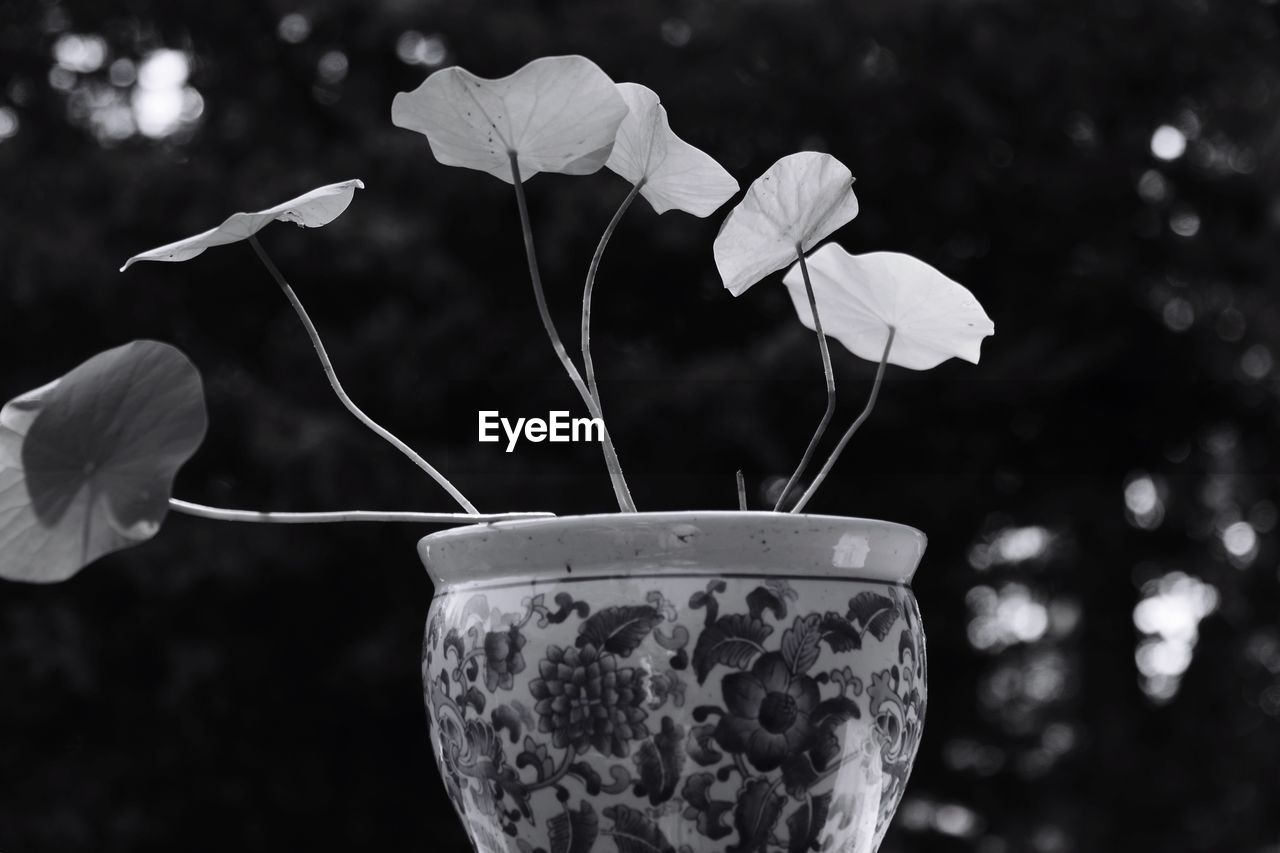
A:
[2, 0, 1279, 850]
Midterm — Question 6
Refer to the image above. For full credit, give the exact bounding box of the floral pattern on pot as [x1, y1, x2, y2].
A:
[423, 578, 925, 853]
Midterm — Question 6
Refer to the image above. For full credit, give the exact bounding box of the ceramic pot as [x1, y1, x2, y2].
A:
[418, 512, 927, 853]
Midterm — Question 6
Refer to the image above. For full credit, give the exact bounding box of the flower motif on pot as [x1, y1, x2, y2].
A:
[452, 717, 506, 780]
[530, 643, 650, 758]
[714, 652, 820, 771]
[483, 625, 527, 691]
[423, 578, 927, 853]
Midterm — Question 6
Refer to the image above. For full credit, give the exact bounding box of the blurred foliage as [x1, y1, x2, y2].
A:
[2, 0, 1280, 851]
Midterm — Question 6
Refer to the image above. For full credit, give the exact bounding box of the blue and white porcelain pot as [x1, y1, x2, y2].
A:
[418, 512, 927, 853]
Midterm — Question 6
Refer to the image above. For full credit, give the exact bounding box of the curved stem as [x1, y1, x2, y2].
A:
[81, 481, 96, 565]
[582, 180, 643, 410]
[810, 746, 875, 791]
[526, 746, 575, 792]
[247, 235, 479, 515]
[508, 153, 636, 512]
[791, 327, 896, 514]
[168, 498, 552, 525]
[773, 245, 836, 511]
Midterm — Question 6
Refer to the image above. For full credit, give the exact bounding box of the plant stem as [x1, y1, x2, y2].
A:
[791, 327, 896, 514]
[736, 470, 748, 511]
[774, 245, 837, 511]
[582, 180, 642, 411]
[507, 152, 636, 512]
[247, 235, 479, 515]
[168, 498, 552, 525]
[81, 481, 95, 566]
[525, 746, 575, 792]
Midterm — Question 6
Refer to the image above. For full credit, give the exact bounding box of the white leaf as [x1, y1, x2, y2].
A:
[605, 83, 738, 217]
[783, 244, 995, 370]
[713, 152, 858, 296]
[120, 179, 365, 270]
[0, 341, 207, 583]
[392, 55, 628, 184]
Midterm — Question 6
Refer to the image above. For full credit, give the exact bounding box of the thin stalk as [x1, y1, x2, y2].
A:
[791, 327, 896, 514]
[736, 470, 748, 511]
[508, 152, 636, 512]
[247, 235, 479, 515]
[582, 180, 643, 410]
[524, 746, 575, 792]
[169, 498, 552, 525]
[773, 245, 837, 511]
[81, 481, 95, 565]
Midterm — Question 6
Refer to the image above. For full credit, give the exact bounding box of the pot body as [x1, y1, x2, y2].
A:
[419, 512, 927, 853]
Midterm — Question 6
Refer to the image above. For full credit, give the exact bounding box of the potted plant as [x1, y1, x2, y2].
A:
[0, 55, 993, 853]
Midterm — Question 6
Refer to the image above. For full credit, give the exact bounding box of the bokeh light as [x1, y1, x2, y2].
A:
[53, 32, 106, 73]
[277, 12, 310, 44]
[0, 107, 18, 142]
[969, 525, 1055, 570]
[132, 49, 201, 138]
[1125, 473, 1166, 529]
[396, 31, 447, 67]
[1150, 124, 1187, 161]
[1222, 519, 1258, 566]
[967, 583, 1051, 651]
[1133, 572, 1219, 702]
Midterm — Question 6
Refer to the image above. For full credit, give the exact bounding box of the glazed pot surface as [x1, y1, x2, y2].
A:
[420, 513, 927, 853]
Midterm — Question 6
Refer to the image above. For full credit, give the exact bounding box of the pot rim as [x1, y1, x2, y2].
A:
[418, 511, 927, 590]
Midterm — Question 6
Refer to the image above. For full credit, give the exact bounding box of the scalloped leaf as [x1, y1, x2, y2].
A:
[577, 604, 663, 656]
[780, 614, 822, 675]
[729, 778, 787, 853]
[783, 244, 995, 370]
[713, 152, 858, 296]
[691, 614, 773, 684]
[549, 801, 599, 853]
[635, 716, 685, 806]
[393, 55, 627, 184]
[120, 180, 364, 270]
[818, 613, 862, 653]
[605, 82, 738, 217]
[0, 341, 207, 583]
[604, 804, 675, 853]
[847, 591, 898, 641]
